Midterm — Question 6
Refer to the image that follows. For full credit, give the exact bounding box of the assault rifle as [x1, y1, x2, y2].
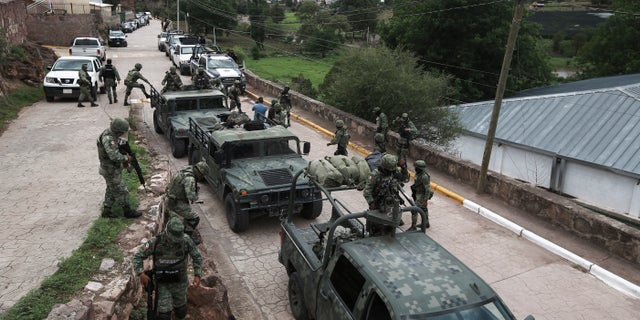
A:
[118, 139, 146, 188]
[144, 270, 157, 320]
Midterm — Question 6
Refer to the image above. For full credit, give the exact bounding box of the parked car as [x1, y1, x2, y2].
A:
[157, 32, 168, 51]
[43, 56, 104, 102]
[108, 30, 127, 47]
[121, 22, 134, 33]
[172, 44, 197, 75]
[68, 37, 106, 61]
[190, 53, 246, 93]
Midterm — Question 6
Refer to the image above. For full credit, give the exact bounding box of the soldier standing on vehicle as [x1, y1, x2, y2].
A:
[212, 78, 225, 92]
[373, 107, 388, 142]
[99, 59, 120, 104]
[393, 113, 417, 163]
[123, 63, 151, 106]
[279, 86, 292, 126]
[161, 66, 182, 93]
[192, 67, 212, 90]
[78, 63, 98, 108]
[97, 118, 142, 219]
[228, 80, 242, 112]
[363, 154, 409, 233]
[327, 119, 350, 156]
[410, 160, 433, 230]
[164, 161, 208, 244]
[133, 217, 203, 320]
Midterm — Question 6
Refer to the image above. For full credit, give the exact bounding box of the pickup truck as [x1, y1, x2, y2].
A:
[188, 118, 322, 232]
[278, 174, 535, 320]
[69, 37, 106, 61]
[189, 53, 246, 93]
[150, 86, 229, 158]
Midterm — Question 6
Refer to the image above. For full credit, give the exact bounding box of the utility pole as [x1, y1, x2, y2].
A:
[177, 0, 180, 31]
[476, 0, 527, 193]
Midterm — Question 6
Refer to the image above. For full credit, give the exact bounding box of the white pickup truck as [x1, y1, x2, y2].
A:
[69, 37, 106, 61]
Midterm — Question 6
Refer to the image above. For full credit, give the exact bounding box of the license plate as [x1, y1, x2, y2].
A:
[63, 89, 72, 94]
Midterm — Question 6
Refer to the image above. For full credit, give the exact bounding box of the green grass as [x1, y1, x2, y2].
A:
[245, 56, 336, 89]
[0, 84, 44, 135]
[0, 130, 151, 320]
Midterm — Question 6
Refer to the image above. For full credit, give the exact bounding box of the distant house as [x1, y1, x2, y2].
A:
[451, 74, 640, 219]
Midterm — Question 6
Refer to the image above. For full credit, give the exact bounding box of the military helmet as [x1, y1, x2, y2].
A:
[374, 133, 384, 143]
[284, 86, 290, 91]
[165, 217, 185, 242]
[415, 160, 426, 169]
[271, 99, 279, 106]
[401, 113, 408, 118]
[81, 64, 88, 70]
[273, 103, 283, 111]
[198, 66, 204, 73]
[213, 78, 221, 85]
[335, 120, 344, 128]
[135, 63, 142, 71]
[110, 118, 129, 135]
[373, 107, 380, 113]
[193, 161, 208, 180]
[170, 66, 176, 72]
[380, 154, 398, 172]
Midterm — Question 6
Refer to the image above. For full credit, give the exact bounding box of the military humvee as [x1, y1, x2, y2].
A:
[150, 86, 228, 158]
[278, 171, 535, 320]
[188, 117, 323, 232]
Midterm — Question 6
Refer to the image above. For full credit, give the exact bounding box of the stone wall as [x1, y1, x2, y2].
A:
[245, 71, 640, 267]
[0, 0, 28, 47]
[26, 14, 100, 46]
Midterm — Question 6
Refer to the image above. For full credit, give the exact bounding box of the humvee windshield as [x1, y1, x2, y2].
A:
[174, 97, 225, 111]
[228, 138, 297, 160]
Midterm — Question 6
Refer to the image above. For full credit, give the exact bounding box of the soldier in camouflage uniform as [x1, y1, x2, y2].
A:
[373, 132, 386, 153]
[77, 64, 98, 108]
[161, 66, 182, 93]
[373, 107, 388, 142]
[164, 161, 208, 244]
[227, 80, 242, 112]
[134, 217, 203, 320]
[99, 59, 120, 104]
[327, 119, 350, 156]
[279, 86, 292, 126]
[393, 113, 418, 163]
[97, 118, 141, 218]
[192, 67, 212, 90]
[212, 78, 225, 92]
[272, 103, 288, 127]
[123, 63, 151, 106]
[363, 154, 409, 234]
[410, 160, 434, 230]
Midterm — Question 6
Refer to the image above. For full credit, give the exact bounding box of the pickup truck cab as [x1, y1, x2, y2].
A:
[43, 55, 103, 102]
[172, 44, 197, 75]
[151, 86, 229, 158]
[69, 37, 106, 61]
[278, 175, 535, 320]
[190, 53, 246, 93]
[188, 118, 322, 232]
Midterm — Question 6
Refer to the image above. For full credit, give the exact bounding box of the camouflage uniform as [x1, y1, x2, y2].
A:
[96, 118, 140, 218]
[373, 107, 388, 142]
[327, 120, 350, 156]
[393, 113, 418, 163]
[227, 81, 242, 112]
[161, 66, 182, 93]
[133, 217, 203, 320]
[77, 64, 98, 107]
[192, 67, 211, 90]
[363, 154, 409, 213]
[279, 86, 292, 126]
[164, 162, 207, 243]
[272, 103, 288, 127]
[410, 160, 433, 229]
[373, 133, 386, 153]
[124, 63, 151, 106]
[99, 59, 120, 104]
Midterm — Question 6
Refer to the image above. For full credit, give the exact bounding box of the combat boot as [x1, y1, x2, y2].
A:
[77, 103, 86, 108]
[124, 101, 130, 106]
[114, 98, 118, 103]
[90, 102, 99, 107]
[123, 206, 142, 218]
[101, 207, 118, 218]
[108, 98, 112, 104]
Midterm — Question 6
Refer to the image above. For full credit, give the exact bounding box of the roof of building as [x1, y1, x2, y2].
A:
[454, 76, 640, 178]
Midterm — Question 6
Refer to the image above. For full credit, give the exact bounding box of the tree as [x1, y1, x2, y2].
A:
[576, 0, 640, 78]
[270, 3, 286, 24]
[249, 0, 268, 49]
[378, 0, 553, 103]
[297, 0, 320, 20]
[183, 0, 236, 35]
[297, 6, 347, 56]
[332, 0, 379, 33]
[319, 47, 461, 145]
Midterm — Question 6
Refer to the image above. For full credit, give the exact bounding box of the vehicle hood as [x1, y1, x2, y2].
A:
[224, 157, 310, 191]
[169, 111, 226, 134]
[207, 68, 241, 78]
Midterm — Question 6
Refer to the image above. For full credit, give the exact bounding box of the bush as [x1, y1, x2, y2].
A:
[291, 73, 317, 99]
[250, 45, 261, 60]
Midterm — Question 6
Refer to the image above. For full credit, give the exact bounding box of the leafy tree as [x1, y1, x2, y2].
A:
[249, 0, 268, 49]
[378, 0, 553, 103]
[297, 0, 320, 20]
[297, 7, 347, 56]
[270, 3, 286, 24]
[319, 47, 461, 145]
[332, 0, 379, 33]
[183, 0, 236, 35]
[575, 0, 640, 77]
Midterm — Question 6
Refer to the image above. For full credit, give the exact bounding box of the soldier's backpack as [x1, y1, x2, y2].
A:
[244, 120, 265, 131]
[326, 155, 359, 186]
[225, 112, 250, 127]
[308, 159, 343, 187]
[365, 151, 384, 171]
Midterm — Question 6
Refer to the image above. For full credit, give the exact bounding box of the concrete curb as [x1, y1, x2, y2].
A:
[244, 89, 640, 300]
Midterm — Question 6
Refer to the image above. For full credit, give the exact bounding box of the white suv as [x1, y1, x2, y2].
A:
[43, 56, 103, 102]
[172, 44, 196, 75]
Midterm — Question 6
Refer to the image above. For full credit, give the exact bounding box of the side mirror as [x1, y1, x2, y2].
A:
[213, 150, 225, 165]
[302, 141, 311, 155]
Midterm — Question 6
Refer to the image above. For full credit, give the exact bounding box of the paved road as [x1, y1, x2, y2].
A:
[2, 18, 640, 320]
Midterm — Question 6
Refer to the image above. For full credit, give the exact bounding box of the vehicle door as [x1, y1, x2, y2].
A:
[352, 284, 393, 320]
[160, 98, 173, 133]
[91, 59, 102, 84]
[317, 252, 365, 320]
[207, 142, 222, 193]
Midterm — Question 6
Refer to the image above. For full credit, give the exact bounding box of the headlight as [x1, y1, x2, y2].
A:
[260, 194, 269, 203]
[45, 77, 57, 84]
[301, 189, 310, 198]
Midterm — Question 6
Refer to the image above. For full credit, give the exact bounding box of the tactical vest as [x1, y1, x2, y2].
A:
[102, 64, 115, 79]
[125, 70, 136, 84]
[153, 234, 187, 283]
[338, 129, 350, 146]
[167, 169, 192, 200]
[97, 130, 117, 164]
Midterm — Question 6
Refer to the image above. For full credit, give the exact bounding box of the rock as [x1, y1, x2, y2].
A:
[46, 299, 92, 320]
[187, 275, 235, 320]
[85, 281, 104, 292]
[99, 258, 116, 271]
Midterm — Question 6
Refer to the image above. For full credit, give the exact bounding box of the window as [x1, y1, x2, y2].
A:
[200, 97, 225, 110]
[175, 99, 197, 111]
[330, 255, 365, 311]
[265, 139, 297, 156]
[363, 292, 391, 320]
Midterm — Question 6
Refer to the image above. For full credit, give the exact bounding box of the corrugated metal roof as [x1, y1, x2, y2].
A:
[454, 82, 640, 177]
